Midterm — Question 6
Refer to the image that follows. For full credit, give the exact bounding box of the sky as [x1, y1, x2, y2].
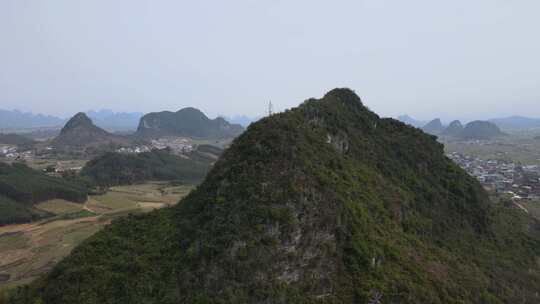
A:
[1, 0, 540, 121]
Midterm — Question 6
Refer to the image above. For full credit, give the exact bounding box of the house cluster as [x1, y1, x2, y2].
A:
[116, 146, 152, 154]
[448, 152, 540, 200]
[0, 145, 33, 160]
[114, 138, 194, 155]
[0, 145, 17, 157]
[150, 137, 193, 153]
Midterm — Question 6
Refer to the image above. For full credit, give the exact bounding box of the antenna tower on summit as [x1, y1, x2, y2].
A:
[268, 101, 274, 116]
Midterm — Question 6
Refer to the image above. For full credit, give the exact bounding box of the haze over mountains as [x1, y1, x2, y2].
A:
[85, 110, 143, 132]
[0, 110, 64, 130]
[220, 115, 260, 127]
[4, 106, 540, 135]
[441, 120, 464, 137]
[0, 109, 142, 132]
[396, 115, 427, 128]
[0, 108, 249, 134]
[398, 114, 540, 132]
[421, 118, 445, 135]
[487, 116, 540, 131]
[416, 118, 506, 140]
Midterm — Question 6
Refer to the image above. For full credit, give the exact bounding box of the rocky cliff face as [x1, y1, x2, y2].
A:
[13, 89, 540, 304]
[136, 107, 244, 139]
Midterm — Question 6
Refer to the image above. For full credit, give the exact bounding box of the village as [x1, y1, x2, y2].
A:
[115, 137, 194, 154]
[448, 151, 540, 201]
[0, 145, 32, 160]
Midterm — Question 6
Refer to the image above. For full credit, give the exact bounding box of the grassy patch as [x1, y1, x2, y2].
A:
[0, 232, 28, 252]
[34, 200, 84, 215]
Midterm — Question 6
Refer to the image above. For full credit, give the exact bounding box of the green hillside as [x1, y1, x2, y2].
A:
[0, 162, 87, 225]
[136, 107, 244, 139]
[9, 89, 540, 303]
[0, 194, 49, 225]
[80, 149, 213, 187]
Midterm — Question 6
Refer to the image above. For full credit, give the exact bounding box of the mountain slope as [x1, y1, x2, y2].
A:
[0, 110, 64, 130]
[421, 118, 445, 135]
[460, 121, 506, 140]
[53, 113, 131, 149]
[222, 115, 260, 127]
[441, 120, 463, 137]
[80, 149, 217, 187]
[11, 89, 540, 303]
[489, 115, 540, 131]
[136, 107, 244, 139]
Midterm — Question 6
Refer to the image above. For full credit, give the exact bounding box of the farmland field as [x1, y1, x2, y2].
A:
[443, 134, 540, 165]
[0, 182, 193, 290]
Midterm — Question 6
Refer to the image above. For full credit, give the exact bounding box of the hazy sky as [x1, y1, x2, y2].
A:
[1, 0, 540, 121]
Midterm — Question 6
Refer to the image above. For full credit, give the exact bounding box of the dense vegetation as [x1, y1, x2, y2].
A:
[0, 162, 87, 225]
[0, 194, 50, 225]
[10, 89, 540, 303]
[80, 149, 213, 187]
[136, 107, 244, 139]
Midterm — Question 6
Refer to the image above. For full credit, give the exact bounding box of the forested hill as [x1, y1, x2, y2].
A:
[136, 107, 244, 139]
[80, 148, 219, 187]
[53, 112, 131, 149]
[459, 120, 506, 140]
[10, 89, 540, 303]
[0, 162, 87, 225]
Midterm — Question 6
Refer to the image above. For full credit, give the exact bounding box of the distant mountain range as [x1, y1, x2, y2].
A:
[398, 114, 540, 132]
[86, 109, 143, 131]
[421, 118, 445, 135]
[441, 120, 464, 136]
[487, 116, 540, 131]
[0, 109, 143, 132]
[0, 109, 64, 130]
[49, 107, 245, 152]
[221, 115, 261, 127]
[417, 118, 505, 140]
[3, 108, 540, 133]
[396, 115, 427, 128]
[0, 108, 246, 135]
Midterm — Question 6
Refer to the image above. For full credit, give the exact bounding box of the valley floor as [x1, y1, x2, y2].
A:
[0, 182, 193, 290]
